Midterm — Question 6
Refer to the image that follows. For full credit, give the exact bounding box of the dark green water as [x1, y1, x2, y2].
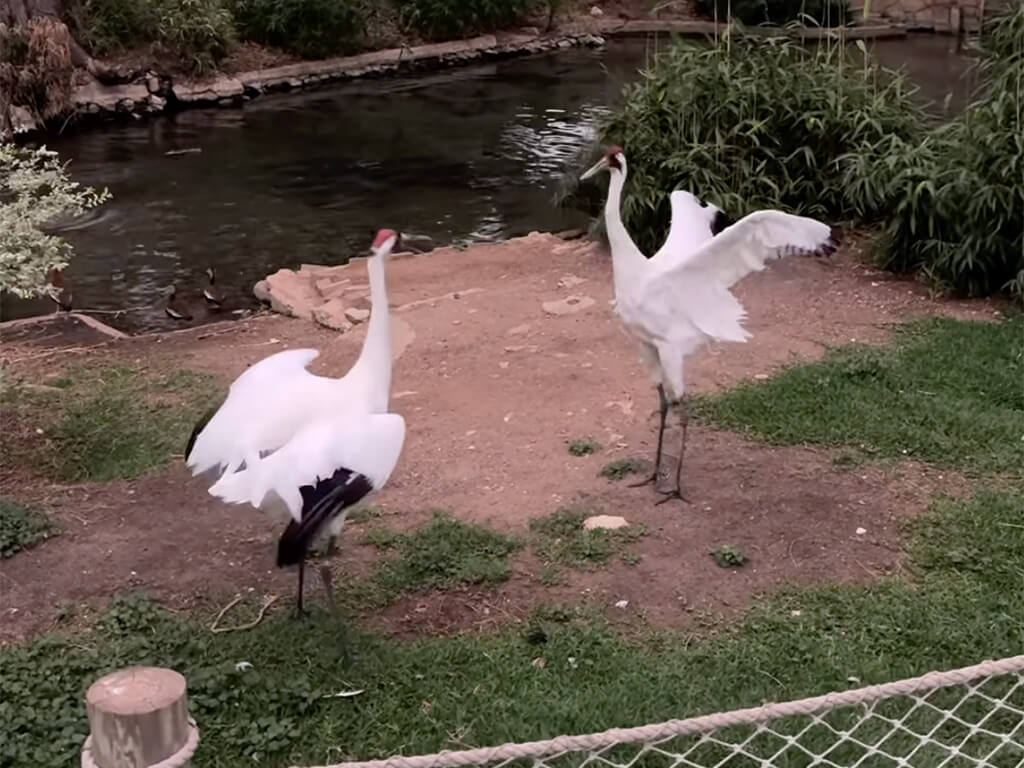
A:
[4, 34, 975, 333]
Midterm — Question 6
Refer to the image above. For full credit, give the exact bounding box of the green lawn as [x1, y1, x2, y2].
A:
[1, 364, 220, 482]
[2, 315, 1023, 768]
[695, 316, 1024, 477]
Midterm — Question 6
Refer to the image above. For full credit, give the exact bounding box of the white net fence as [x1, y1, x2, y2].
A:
[302, 655, 1024, 768]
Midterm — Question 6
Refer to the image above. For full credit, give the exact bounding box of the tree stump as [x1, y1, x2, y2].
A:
[81, 667, 199, 768]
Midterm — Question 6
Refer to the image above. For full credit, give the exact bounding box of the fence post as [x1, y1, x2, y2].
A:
[80, 666, 200, 768]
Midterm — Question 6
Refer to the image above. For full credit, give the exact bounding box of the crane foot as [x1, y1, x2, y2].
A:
[627, 472, 659, 488]
[654, 487, 692, 506]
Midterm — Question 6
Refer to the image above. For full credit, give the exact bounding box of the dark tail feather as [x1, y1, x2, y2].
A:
[276, 470, 374, 567]
[277, 519, 312, 567]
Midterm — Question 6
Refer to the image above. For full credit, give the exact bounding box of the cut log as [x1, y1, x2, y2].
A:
[81, 666, 199, 768]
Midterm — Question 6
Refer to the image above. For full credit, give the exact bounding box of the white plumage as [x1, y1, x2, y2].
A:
[208, 411, 406, 524]
[580, 146, 838, 503]
[187, 228, 405, 615]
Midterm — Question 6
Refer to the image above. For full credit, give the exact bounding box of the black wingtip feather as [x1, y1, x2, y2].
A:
[821, 226, 842, 257]
[184, 400, 222, 461]
[276, 468, 374, 567]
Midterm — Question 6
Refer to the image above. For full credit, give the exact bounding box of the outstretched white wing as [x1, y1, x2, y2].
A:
[186, 348, 343, 477]
[208, 411, 406, 522]
[630, 209, 837, 346]
[655, 209, 836, 288]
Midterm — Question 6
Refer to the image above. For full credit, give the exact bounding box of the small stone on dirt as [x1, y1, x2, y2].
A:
[543, 295, 596, 316]
[345, 307, 371, 324]
[557, 274, 587, 289]
[856, 527, 867, 535]
[583, 515, 629, 531]
[614, 599, 629, 609]
[508, 323, 531, 335]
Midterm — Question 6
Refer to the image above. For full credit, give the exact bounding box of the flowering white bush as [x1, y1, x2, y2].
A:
[0, 143, 110, 299]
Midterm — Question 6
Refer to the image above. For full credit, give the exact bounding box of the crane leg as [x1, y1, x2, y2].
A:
[655, 396, 692, 506]
[319, 563, 358, 665]
[295, 559, 310, 618]
[629, 384, 670, 488]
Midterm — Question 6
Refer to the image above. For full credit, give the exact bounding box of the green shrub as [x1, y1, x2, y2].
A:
[156, 0, 236, 74]
[69, 0, 234, 73]
[566, 36, 926, 255]
[395, 0, 530, 41]
[695, 0, 848, 27]
[846, 5, 1024, 300]
[231, 0, 365, 58]
[66, 0, 159, 54]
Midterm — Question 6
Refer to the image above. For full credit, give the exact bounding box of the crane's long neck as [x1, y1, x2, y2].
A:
[604, 169, 647, 295]
[347, 255, 392, 412]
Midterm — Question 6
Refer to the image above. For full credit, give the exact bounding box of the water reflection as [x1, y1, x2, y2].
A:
[3, 35, 974, 332]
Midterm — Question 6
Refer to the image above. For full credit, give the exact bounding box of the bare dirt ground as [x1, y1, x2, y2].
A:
[0, 233, 1001, 643]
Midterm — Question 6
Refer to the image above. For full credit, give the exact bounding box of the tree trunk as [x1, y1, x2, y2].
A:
[1, 0, 123, 81]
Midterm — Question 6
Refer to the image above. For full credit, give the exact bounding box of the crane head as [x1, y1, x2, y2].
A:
[579, 145, 626, 181]
[371, 228, 400, 256]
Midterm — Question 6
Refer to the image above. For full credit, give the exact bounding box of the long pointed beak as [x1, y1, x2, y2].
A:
[579, 157, 609, 182]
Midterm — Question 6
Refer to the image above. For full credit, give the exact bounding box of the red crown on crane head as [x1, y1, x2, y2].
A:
[372, 229, 397, 250]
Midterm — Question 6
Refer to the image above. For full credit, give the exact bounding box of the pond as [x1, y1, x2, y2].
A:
[4, 33, 976, 333]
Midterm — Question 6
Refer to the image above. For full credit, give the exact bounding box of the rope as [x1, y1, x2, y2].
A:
[298, 655, 1024, 768]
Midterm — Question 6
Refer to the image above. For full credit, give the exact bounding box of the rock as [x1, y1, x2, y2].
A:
[253, 279, 271, 303]
[542, 295, 596, 316]
[557, 274, 587, 289]
[74, 82, 150, 113]
[174, 77, 244, 104]
[315, 277, 351, 300]
[584, 515, 629, 531]
[147, 95, 167, 111]
[258, 268, 322, 320]
[591, 5, 604, 15]
[508, 323, 531, 336]
[312, 298, 353, 331]
[345, 307, 370, 324]
[146, 74, 160, 93]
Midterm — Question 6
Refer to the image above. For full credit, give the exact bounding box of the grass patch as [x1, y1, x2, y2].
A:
[2, 364, 219, 483]
[5, 490, 1024, 767]
[354, 512, 522, 606]
[567, 438, 601, 457]
[695, 317, 1024, 476]
[599, 457, 651, 481]
[0, 499, 53, 558]
[530, 503, 645, 572]
[711, 545, 748, 569]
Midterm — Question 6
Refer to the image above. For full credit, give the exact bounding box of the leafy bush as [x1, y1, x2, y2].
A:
[231, 0, 365, 58]
[66, 0, 159, 54]
[0, 144, 110, 299]
[846, 4, 1024, 299]
[156, 0, 236, 74]
[69, 0, 234, 73]
[695, 0, 848, 27]
[395, 0, 530, 41]
[566, 36, 926, 255]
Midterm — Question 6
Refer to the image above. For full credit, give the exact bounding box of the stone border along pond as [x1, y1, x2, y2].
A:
[9, 19, 916, 138]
